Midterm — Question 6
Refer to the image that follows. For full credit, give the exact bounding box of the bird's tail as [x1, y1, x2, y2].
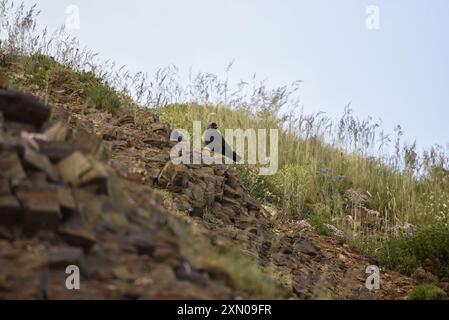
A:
[232, 151, 242, 163]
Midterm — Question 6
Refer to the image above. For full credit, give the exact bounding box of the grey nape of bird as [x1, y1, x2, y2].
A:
[206, 122, 242, 163]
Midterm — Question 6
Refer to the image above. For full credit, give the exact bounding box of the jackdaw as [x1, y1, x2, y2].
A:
[205, 123, 242, 163]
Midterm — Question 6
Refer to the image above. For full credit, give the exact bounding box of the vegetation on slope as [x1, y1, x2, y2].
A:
[2, 0, 449, 281]
[156, 103, 449, 280]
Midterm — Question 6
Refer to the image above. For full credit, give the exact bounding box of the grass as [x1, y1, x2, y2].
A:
[376, 222, 449, 277]
[4, 53, 129, 114]
[409, 283, 447, 300]
[156, 103, 449, 278]
[2, 0, 449, 282]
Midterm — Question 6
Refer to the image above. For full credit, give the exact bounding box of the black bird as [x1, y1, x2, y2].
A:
[205, 123, 242, 163]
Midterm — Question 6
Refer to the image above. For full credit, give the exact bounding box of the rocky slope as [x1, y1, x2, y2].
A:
[0, 73, 416, 299]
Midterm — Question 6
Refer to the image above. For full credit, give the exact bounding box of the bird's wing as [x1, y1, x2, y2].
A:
[222, 137, 242, 163]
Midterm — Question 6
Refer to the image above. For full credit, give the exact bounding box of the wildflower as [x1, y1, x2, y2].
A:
[318, 168, 330, 175]
[403, 231, 414, 238]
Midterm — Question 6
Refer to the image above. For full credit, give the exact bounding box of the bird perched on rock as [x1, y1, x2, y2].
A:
[205, 122, 242, 163]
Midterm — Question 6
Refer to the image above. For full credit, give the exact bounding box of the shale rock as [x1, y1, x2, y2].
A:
[0, 90, 50, 129]
[0, 86, 279, 300]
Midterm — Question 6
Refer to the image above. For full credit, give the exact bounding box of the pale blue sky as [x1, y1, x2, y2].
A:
[23, 0, 449, 150]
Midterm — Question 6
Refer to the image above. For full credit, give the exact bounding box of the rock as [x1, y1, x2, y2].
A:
[204, 181, 216, 207]
[213, 164, 227, 176]
[243, 193, 260, 211]
[111, 140, 129, 152]
[174, 194, 192, 213]
[194, 167, 215, 176]
[0, 152, 27, 187]
[26, 172, 49, 188]
[57, 152, 91, 185]
[191, 201, 207, 217]
[215, 181, 226, 201]
[57, 186, 76, 218]
[259, 240, 272, 267]
[0, 177, 10, 194]
[36, 140, 74, 162]
[261, 204, 278, 220]
[58, 227, 97, 252]
[149, 123, 170, 137]
[0, 74, 7, 90]
[211, 203, 234, 224]
[2, 120, 37, 134]
[16, 188, 61, 230]
[129, 234, 155, 256]
[143, 133, 170, 148]
[0, 243, 48, 299]
[222, 197, 242, 215]
[79, 160, 109, 193]
[23, 147, 59, 181]
[0, 225, 13, 240]
[158, 161, 190, 192]
[294, 238, 321, 257]
[225, 169, 240, 189]
[412, 267, 438, 285]
[109, 158, 147, 184]
[0, 195, 22, 225]
[0, 90, 50, 128]
[325, 224, 345, 238]
[184, 182, 207, 217]
[224, 184, 241, 199]
[214, 211, 233, 225]
[71, 126, 100, 154]
[102, 128, 118, 141]
[298, 220, 313, 230]
[57, 152, 109, 193]
[43, 121, 69, 142]
[345, 188, 368, 206]
[188, 182, 205, 202]
[440, 281, 449, 294]
[47, 246, 85, 269]
[117, 113, 134, 126]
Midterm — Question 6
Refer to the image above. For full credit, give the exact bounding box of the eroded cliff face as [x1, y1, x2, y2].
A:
[0, 79, 415, 300]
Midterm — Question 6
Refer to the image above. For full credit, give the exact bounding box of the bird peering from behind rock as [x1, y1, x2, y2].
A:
[205, 122, 242, 163]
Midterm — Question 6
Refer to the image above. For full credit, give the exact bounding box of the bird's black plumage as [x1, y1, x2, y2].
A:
[205, 123, 242, 163]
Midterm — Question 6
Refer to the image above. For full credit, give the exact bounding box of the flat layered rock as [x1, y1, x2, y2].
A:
[57, 152, 109, 193]
[0, 152, 27, 187]
[43, 121, 69, 142]
[0, 242, 48, 299]
[0, 195, 22, 225]
[56, 186, 76, 217]
[158, 161, 190, 192]
[16, 189, 62, 230]
[0, 177, 10, 194]
[47, 246, 85, 269]
[23, 147, 59, 181]
[37, 140, 74, 162]
[58, 227, 97, 253]
[0, 90, 50, 128]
